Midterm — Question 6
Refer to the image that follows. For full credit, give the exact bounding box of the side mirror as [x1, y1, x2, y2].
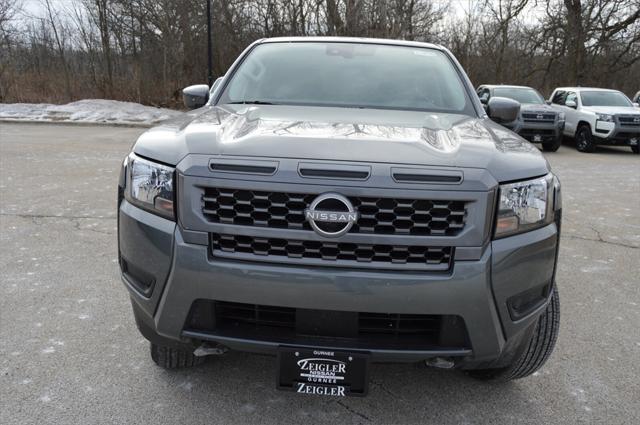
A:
[182, 84, 210, 109]
[545, 100, 552, 105]
[565, 100, 577, 108]
[486, 96, 520, 123]
[633, 102, 639, 108]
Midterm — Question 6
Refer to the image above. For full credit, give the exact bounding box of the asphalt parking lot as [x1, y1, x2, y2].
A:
[1, 122, 639, 424]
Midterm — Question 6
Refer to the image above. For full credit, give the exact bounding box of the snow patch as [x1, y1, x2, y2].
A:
[0, 99, 183, 126]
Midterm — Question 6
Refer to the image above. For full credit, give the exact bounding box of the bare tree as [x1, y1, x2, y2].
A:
[1, 0, 638, 105]
[42, 0, 73, 100]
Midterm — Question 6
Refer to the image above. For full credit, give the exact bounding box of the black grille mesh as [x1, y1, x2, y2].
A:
[211, 233, 453, 268]
[184, 300, 471, 350]
[618, 115, 640, 127]
[202, 188, 466, 236]
[213, 302, 441, 335]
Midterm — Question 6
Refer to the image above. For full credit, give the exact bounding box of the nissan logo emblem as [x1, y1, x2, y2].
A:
[305, 193, 359, 238]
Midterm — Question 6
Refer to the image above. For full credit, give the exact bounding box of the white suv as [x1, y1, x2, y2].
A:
[549, 87, 640, 154]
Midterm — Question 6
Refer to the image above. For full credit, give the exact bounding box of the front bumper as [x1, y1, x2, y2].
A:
[594, 119, 640, 145]
[513, 121, 563, 143]
[119, 199, 559, 368]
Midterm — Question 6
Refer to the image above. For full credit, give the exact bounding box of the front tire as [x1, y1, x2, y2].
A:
[575, 125, 596, 153]
[542, 137, 562, 152]
[467, 287, 560, 382]
[150, 343, 206, 369]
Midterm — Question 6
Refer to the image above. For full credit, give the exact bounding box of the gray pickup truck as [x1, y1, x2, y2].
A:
[118, 37, 561, 397]
[477, 85, 565, 151]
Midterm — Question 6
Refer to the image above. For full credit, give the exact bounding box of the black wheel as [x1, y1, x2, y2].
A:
[575, 125, 596, 153]
[150, 343, 206, 369]
[467, 287, 560, 382]
[542, 137, 562, 152]
[631, 145, 639, 154]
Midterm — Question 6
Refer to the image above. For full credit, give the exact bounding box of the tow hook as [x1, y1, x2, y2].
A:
[425, 357, 455, 369]
[194, 342, 228, 357]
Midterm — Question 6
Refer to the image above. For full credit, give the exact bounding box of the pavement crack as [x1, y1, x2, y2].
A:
[370, 379, 404, 402]
[563, 233, 638, 249]
[335, 400, 372, 423]
[1, 212, 115, 221]
[2, 212, 115, 235]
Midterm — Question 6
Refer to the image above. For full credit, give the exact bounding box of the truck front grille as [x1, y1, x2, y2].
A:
[184, 300, 471, 350]
[618, 115, 640, 127]
[522, 112, 556, 123]
[202, 188, 466, 236]
[210, 233, 453, 270]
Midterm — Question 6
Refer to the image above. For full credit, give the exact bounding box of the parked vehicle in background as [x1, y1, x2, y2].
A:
[477, 85, 565, 152]
[633, 91, 640, 105]
[549, 87, 640, 154]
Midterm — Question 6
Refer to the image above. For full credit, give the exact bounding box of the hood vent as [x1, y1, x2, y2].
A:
[391, 167, 463, 185]
[298, 162, 370, 180]
[209, 159, 278, 175]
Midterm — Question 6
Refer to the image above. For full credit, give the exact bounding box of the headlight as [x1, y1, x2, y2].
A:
[125, 154, 175, 220]
[558, 112, 565, 121]
[596, 113, 614, 122]
[494, 174, 555, 238]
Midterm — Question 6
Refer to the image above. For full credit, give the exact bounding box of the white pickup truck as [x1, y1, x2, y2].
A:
[548, 87, 640, 154]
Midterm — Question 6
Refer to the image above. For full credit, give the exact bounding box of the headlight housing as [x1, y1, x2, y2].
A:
[596, 113, 614, 122]
[494, 174, 555, 238]
[124, 154, 175, 220]
[557, 112, 565, 121]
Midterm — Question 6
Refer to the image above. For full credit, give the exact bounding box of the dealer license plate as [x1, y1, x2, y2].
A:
[533, 135, 542, 142]
[277, 347, 370, 397]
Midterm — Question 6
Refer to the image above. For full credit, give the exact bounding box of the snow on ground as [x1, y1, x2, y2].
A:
[0, 99, 184, 126]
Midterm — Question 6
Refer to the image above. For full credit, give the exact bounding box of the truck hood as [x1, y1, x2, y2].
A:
[581, 106, 640, 115]
[134, 104, 550, 183]
[519, 103, 557, 114]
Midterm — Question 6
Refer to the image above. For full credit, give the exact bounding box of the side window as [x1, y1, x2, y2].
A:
[552, 90, 566, 105]
[566, 92, 577, 105]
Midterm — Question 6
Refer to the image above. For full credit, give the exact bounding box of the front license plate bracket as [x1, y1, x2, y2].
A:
[277, 346, 370, 397]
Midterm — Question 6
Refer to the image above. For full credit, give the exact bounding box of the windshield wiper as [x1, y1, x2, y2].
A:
[228, 100, 277, 105]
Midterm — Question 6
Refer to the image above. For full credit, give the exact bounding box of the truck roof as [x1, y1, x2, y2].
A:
[258, 36, 445, 51]
[479, 84, 536, 90]
[552, 87, 622, 93]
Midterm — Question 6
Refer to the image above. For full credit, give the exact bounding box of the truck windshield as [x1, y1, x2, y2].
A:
[218, 42, 475, 115]
[493, 87, 544, 105]
[581, 91, 632, 107]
